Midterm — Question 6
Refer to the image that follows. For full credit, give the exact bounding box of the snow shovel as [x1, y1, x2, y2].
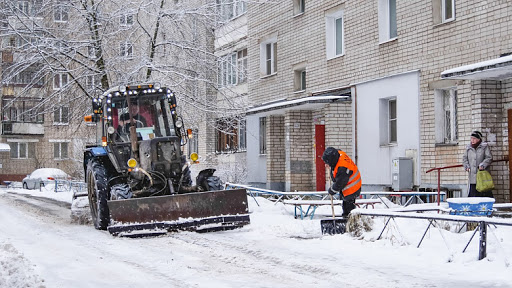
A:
[320, 194, 346, 235]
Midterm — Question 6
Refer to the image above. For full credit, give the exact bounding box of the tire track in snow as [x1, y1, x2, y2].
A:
[0, 193, 193, 288]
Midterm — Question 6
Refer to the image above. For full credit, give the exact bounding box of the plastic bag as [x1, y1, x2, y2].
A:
[476, 170, 494, 192]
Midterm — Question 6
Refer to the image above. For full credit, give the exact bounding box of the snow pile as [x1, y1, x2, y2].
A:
[0, 241, 46, 288]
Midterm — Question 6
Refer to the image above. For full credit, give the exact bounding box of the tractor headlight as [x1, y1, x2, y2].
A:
[127, 158, 138, 168]
[119, 85, 126, 93]
[175, 119, 183, 128]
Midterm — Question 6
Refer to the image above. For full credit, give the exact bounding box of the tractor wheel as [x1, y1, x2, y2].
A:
[86, 160, 110, 230]
[206, 176, 223, 191]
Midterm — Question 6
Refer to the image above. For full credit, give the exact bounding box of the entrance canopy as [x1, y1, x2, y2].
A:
[441, 54, 512, 80]
[0, 143, 10, 152]
[246, 88, 351, 116]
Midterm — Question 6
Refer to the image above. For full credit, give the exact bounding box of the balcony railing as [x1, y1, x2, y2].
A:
[1, 121, 44, 135]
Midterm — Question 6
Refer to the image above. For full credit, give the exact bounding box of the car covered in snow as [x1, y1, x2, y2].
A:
[22, 168, 70, 190]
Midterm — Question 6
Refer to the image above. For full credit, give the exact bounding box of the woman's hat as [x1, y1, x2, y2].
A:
[471, 130, 482, 140]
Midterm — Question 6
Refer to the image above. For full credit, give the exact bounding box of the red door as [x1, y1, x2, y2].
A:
[315, 125, 326, 191]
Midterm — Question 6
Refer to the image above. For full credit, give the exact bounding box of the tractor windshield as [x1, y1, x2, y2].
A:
[109, 96, 175, 143]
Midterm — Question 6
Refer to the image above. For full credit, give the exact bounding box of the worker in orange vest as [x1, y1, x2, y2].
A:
[322, 147, 362, 217]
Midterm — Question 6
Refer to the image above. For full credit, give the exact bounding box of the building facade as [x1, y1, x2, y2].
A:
[245, 0, 512, 202]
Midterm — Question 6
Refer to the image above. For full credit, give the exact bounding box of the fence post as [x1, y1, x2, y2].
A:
[479, 221, 487, 260]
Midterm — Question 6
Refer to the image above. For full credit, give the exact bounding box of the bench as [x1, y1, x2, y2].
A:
[283, 199, 382, 220]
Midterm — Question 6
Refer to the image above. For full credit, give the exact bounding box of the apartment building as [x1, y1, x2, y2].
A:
[245, 1, 512, 203]
[0, 0, 219, 183]
[0, 0, 96, 182]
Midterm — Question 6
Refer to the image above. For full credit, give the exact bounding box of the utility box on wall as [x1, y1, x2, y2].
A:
[392, 157, 413, 191]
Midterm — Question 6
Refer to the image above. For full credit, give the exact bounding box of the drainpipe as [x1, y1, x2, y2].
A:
[353, 85, 358, 165]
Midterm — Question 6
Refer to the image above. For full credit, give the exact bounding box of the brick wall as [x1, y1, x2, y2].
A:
[247, 1, 512, 199]
[284, 110, 314, 191]
[267, 115, 285, 190]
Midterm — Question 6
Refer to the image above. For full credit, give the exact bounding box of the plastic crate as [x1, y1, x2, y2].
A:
[447, 197, 495, 216]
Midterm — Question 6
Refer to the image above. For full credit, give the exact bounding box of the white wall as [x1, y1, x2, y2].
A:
[246, 115, 267, 186]
[356, 71, 420, 187]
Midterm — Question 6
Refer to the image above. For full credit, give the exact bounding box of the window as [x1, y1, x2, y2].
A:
[294, 69, 306, 91]
[260, 38, 277, 76]
[442, 0, 454, 22]
[218, 52, 236, 87]
[388, 99, 397, 143]
[120, 14, 134, 26]
[435, 88, 458, 144]
[88, 46, 97, 59]
[17, 1, 29, 14]
[86, 75, 97, 90]
[120, 42, 133, 58]
[54, 4, 68, 22]
[53, 73, 68, 90]
[54, 142, 68, 159]
[9, 142, 34, 159]
[218, 48, 247, 87]
[325, 9, 344, 59]
[188, 129, 198, 157]
[3, 100, 44, 123]
[237, 49, 247, 84]
[17, 0, 42, 16]
[293, 0, 305, 15]
[217, 0, 246, 22]
[259, 117, 266, 154]
[54, 106, 69, 124]
[378, 0, 397, 43]
[215, 118, 246, 153]
[379, 98, 397, 145]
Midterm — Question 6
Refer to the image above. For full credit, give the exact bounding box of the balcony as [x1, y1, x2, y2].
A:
[1, 122, 44, 135]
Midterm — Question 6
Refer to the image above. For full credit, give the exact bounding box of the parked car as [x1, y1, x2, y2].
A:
[22, 168, 70, 190]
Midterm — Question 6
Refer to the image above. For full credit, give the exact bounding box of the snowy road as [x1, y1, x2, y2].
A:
[1, 190, 511, 288]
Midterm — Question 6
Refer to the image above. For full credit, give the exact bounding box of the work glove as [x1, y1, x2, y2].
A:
[328, 188, 336, 196]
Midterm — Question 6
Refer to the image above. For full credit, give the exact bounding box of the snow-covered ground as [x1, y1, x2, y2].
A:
[1, 185, 512, 288]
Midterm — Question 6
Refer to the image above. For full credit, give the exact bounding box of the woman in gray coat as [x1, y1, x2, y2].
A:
[462, 131, 493, 198]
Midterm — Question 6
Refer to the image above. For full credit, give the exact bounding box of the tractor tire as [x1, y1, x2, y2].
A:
[86, 160, 110, 230]
[206, 176, 223, 191]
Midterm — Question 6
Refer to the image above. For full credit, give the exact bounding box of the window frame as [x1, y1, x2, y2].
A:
[378, 0, 397, 43]
[119, 42, 133, 58]
[325, 9, 344, 59]
[388, 99, 397, 144]
[120, 14, 134, 26]
[54, 106, 69, 125]
[217, 0, 247, 22]
[260, 38, 277, 77]
[259, 117, 267, 155]
[218, 48, 248, 88]
[294, 68, 306, 92]
[53, 142, 69, 160]
[441, 0, 455, 22]
[53, 73, 68, 90]
[10, 142, 28, 159]
[215, 118, 246, 153]
[379, 97, 397, 146]
[237, 48, 248, 84]
[435, 87, 458, 144]
[293, 0, 305, 15]
[53, 4, 69, 22]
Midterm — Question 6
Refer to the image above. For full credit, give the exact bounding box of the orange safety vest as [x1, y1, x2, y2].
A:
[332, 150, 362, 197]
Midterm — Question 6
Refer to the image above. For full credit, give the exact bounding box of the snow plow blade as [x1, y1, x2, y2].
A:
[106, 189, 250, 236]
